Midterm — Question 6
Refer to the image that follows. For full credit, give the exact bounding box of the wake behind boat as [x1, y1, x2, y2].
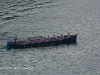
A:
[6, 33, 78, 49]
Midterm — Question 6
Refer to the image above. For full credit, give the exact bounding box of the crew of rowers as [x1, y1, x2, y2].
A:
[14, 33, 73, 44]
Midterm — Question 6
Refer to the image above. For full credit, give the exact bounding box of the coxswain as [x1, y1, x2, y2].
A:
[14, 36, 18, 43]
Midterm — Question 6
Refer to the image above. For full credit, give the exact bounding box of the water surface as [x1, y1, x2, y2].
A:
[0, 0, 100, 75]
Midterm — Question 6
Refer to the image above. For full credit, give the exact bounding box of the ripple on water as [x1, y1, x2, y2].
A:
[0, 0, 100, 75]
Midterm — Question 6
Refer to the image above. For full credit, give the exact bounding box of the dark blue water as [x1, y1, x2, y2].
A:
[0, 0, 100, 75]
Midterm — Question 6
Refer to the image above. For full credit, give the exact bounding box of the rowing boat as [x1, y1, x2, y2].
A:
[6, 34, 78, 49]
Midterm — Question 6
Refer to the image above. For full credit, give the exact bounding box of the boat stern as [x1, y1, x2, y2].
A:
[6, 42, 16, 49]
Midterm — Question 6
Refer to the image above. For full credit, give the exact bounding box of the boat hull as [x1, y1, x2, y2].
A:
[6, 35, 77, 49]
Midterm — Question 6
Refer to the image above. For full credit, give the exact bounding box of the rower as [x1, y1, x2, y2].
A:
[56, 36, 60, 40]
[48, 35, 51, 41]
[54, 34, 57, 40]
[39, 37, 44, 42]
[33, 37, 37, 43]
[26, 38, 30, 43]
[61, 34, 64, 39]
[68, 32, 73, 37]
